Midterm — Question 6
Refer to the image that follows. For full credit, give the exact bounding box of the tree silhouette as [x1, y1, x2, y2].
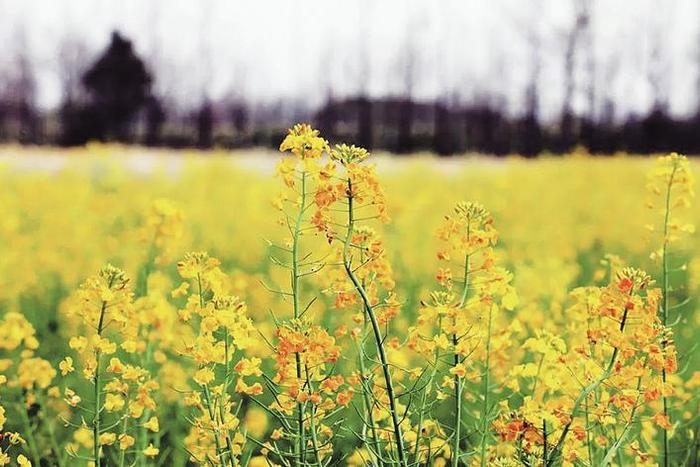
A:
[82, 31, 152, 141]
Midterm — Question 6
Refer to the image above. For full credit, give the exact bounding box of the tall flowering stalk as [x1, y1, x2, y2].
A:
[327, 224, 400, 464]
[494, 267, 674, 465]
[411, 202, 516, 466]
[646, 152, 695, 466]
[266, 124, 343, 466]
[61, 265, 161, 466]
[263, 321, 349, 466]
[407, 292, 455, 465]
[176, 252, 255, 465]
[314, 144, 409, 465]
[134, 198, 184, 465]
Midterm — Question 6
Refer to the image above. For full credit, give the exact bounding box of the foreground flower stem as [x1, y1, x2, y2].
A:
[93, 294, 110, 467]
[342, 178, 407, 467]
[660, 162, 678, 467]
[354, 323, 383, 465]
[452, 253, 470, 467]
[601, 361, 647, 465]
[479, 299, 493, 467]
[46, 415, 66, 467]
[291, 172, 308, 466]
[546, 287, 634, 466]
[135, 252, 154, 467]
[202, 383, 224, 462]
[220, 330, 236, 467]
[357, 254, 385, 465]
[18, 400, 41, 464]
[584, 399, 594, 465]
[118, 416, 129, 467]
[414, 339, 441, 466]
[304, 365, 323, 467]
[196, 273, 225, 464]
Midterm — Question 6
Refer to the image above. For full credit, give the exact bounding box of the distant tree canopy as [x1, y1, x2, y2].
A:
[61, 31, 152, 145]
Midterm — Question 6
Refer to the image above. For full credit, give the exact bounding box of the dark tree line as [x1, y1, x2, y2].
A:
[313, 97, 700, 156]
[2, 28, 700, 156]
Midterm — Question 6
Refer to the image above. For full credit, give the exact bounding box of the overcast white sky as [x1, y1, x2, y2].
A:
[1, 0, 698, 120]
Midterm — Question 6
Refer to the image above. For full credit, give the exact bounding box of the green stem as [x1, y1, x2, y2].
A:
[203, 383, 224, 463]
[342, 178, 407, 467]
[135, 252, 155, 467]
[533, 354, 547, 397]
[357, 251, 382, 464]
[18, 401, 42, 464]
[136, 344, 154, 466]
[220, 329, 236, 467]
[118, 416, 129, 467]
[46, 416, 67, 467]
[304, 365, 323, 467]
[546, 288, 634, 466]
[291, 172, 307, 466]
[452, 253, 471, 467]
[584, 398, 594, 466]
[542, 419, 548, 465]
[479, 300, 494, 467]
[660, 162, 678, 467]
[601, 371, 645, 465]
[354, 337, 383, 466]
[93, 295, 109, 467]
[414, 326, 441, 466]
[196, 275, 225, 464]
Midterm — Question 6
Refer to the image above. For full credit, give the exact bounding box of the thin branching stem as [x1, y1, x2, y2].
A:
[342, 177, 408, 467]
[291, 171, 312, 465]
[546, 287, 635, 466]
[479, 299, 494, 467]
[452, 251, 470, 467]
[660, 161, 678, 467]
[93, 275, 115, 467]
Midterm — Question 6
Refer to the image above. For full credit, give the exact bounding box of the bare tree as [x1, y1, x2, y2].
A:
[355, 0, 374, 149]
[1, 27, 40, 143]
[316, 43, 338, 141]
[642, 7, 674, 153]
[395, 14, 423, 153]
[193, 3, 215, 148]
[580, 0, 597, 147]
[583, 2, 596, 121]
[647, 23, 670, 113]
[522, 4, 544, 157]
[560, 0, 592, 150]
[58, 36, 90, 105]
[432, 1, 454, 155]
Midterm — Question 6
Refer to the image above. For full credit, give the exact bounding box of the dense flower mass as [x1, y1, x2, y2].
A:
[0, 135, 698, 466]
